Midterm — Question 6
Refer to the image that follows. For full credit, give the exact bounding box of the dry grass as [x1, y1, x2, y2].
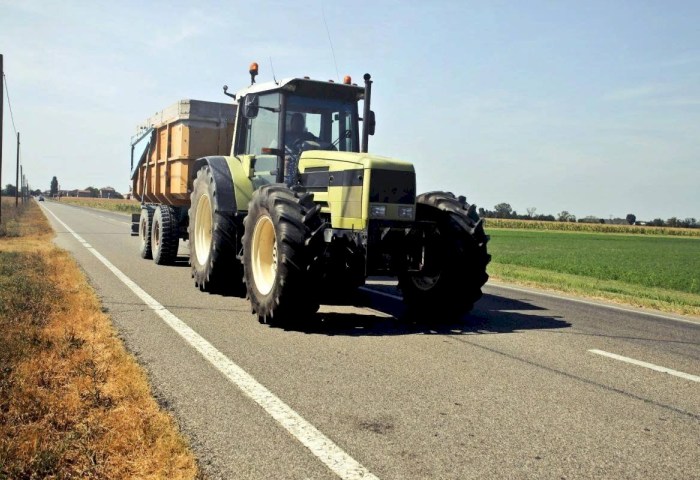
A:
[0, 198, 199, 479]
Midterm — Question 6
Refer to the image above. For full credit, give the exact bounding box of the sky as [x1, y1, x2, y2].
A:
[0, 0, 698, 220]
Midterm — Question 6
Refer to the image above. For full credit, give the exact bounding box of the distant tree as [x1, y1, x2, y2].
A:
[649, 218, 665, 227]
[86, 187, 99, 198]
[681, 218, 698, 228]
[526, 207, 537, 218]
[494, 203, 513, 218]
[666, 217, 680, 228]
[557, 210, 573, 222]
[31, 189, 42, 196]
[4, 184, 17, 196]
[50, 177, 59, 196]
[579, 216, 600, 224]
[625, 214, 636, 225]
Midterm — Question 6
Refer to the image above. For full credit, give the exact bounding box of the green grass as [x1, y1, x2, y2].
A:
[487, 229, 700, 316]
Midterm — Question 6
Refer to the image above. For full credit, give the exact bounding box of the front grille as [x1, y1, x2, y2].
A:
[369, 170, 415, 204]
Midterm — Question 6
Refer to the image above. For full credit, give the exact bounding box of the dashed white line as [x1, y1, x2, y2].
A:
[42, 205, 379, 480]
[589, 349, 700, 383]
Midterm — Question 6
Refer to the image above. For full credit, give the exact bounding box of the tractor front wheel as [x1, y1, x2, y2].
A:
[399, 191, 490, 319]
[243, 185, 321, 324]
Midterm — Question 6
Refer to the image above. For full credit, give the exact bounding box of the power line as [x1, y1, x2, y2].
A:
[3, 73, 18, 136]
[321, 4, 340, 82]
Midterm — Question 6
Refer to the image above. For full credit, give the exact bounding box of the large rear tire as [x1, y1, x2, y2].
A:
[399, 191, 490, 318]
[243, 185, 322, 324]
[151, 204, 180, 265]
[188, 165, 242, 292]
[138, 206, 154, 259]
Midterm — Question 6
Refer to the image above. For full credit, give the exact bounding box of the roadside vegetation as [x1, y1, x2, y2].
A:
[54, 197, 141, 215]
[487, 229, 700, 316]
[0, 198, 198, 478]
[485, 218, 700, 237]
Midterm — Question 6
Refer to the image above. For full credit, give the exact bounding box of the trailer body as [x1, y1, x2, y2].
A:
[131, 99, 236, 207]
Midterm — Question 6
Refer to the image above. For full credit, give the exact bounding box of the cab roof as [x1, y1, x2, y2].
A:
[235, 77, 365, 102]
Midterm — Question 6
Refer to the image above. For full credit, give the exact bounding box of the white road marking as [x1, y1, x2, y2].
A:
[487, 282, 700, 326]
[359, 286, 403, 301]
[42, 205, 379, 480]
[588, 349, 700, 383]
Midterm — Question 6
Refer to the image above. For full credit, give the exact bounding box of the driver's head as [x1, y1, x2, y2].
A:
[290, 113, 305, 133]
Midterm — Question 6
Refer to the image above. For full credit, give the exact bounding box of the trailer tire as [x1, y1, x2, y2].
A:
[189, 165, 242, 293]
[151, 205, 180, 265]
[138, 206, 155, 259]
[399, 191, 490, 319]
[243, 185, 322, 324]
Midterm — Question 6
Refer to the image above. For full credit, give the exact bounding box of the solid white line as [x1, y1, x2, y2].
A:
[359, 286, 403, 301]
[588, 349, 700, 383]
[486, 282, 700, 326]
[41, 205, 379, 480]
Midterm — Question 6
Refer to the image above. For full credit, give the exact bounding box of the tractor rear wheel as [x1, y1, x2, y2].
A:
[138, 206, 154, 259]
[188, 165, 242, 293]
[151, 204, 179, 265]
[243, 185, 322, 324]
[399, 191, 490, 318]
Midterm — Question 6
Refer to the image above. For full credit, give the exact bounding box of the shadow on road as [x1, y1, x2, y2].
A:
[277, 290, 571, 337]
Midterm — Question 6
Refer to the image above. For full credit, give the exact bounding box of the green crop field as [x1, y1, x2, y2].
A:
[487, 229, 700, 316]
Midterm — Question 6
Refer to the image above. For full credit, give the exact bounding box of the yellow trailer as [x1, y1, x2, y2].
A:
[130, 99, 236, 207]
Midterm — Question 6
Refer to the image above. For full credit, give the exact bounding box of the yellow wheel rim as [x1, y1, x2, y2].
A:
[194, 194, 213, 266]
[251, 215, 277, 296]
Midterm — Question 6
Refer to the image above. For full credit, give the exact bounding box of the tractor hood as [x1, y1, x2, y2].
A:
[299, 150, 414, 172]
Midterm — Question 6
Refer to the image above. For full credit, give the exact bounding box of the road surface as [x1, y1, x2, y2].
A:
[40, 201, 699, 479]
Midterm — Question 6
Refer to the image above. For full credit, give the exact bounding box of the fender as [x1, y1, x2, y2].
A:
[192, 156, 237, 214]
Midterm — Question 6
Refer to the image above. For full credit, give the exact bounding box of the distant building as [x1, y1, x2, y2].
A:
[99, 186, 123, 199]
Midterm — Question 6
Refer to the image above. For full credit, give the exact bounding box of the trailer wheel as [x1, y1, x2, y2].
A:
[399, 191, 490, 319]
[138, 206, 155, 259]
[151, 205, 180, 265]
[188, 165, 242, 292]
[243, 185, 322, 324]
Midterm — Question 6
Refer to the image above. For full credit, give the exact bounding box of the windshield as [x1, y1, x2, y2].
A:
[285, 95, 359, 152]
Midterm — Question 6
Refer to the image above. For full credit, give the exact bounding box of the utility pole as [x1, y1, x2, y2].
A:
[1, 53, 4, 224]
[15, 131, 19, 207]
[20, 166, 23, 203]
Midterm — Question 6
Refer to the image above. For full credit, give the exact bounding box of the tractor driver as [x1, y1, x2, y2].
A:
[285, 112, 318, 150]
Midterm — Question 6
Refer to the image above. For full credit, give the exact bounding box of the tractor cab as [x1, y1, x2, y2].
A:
[230, 66, 372, 188]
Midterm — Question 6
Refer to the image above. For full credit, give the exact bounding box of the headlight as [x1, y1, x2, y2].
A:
[398, 206, 414, 219]
[370, 205, 386, 218]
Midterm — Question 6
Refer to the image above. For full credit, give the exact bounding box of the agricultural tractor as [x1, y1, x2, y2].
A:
[130, 63, 490, 323]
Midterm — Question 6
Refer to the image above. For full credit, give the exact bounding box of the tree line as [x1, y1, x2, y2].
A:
[479, 203, 698, 229]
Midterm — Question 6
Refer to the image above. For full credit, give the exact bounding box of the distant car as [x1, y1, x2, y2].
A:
[38, 195, 45, 201]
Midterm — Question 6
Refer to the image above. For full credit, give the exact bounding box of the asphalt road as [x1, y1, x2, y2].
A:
[40, 201, 699, 479]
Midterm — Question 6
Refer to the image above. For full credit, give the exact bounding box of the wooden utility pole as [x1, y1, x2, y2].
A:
[15, 131, 19, 206]
[1, 53, 4, 224]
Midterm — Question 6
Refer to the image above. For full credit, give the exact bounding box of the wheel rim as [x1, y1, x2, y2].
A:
[411, 271, 441, 291]
[194, 194, 213, 266]
[152, 217, 160, 251]
[251, 214, 277, 296]
[140, 215, 148, 242]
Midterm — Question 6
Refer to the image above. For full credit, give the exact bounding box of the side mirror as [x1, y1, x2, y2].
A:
[244, 94, 259, 119]
[368, 110, 376, 136]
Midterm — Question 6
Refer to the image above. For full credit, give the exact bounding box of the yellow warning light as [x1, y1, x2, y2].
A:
[343, 75, 352, 85]
[249, 62, 259, 75]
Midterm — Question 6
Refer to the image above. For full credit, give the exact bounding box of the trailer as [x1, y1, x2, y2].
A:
[130, 99, 236, 264]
